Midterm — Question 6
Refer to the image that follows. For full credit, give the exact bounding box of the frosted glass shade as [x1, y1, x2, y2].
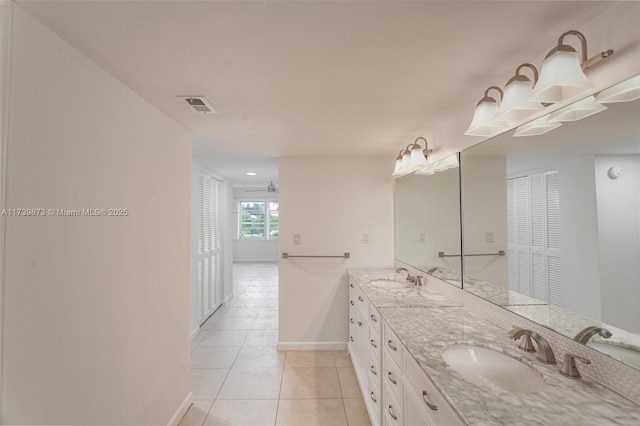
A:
[596, 75, 640, 103]
[409, 146, 428, 167]
[392, 158, 403, 176]
[495, 79, 545, 122]
[548, 95, 606, 122]
[513, 115, 562, 137]
[528, 50, 593, 103]
[401, 151, 411, 170]
[465, 101, 508, 137]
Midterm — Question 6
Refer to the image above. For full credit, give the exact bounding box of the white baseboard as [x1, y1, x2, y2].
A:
[224, 293, 233, 304]
[277, 341, 347, 351]
[167, 392, 192, 426]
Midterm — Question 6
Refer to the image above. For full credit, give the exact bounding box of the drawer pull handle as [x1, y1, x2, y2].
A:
[357, 321, 362, 327]
[370, 339, 377, 348]
[388, 405, 398, 421]
[422, 390, 438, 411]
[350, 318, 354, 324]
[370, 365, 377, 376]
[350, 283, 354, 288]
[370, 314, 377, 322]
[349, 336, 354, 342]
[358, 296, 364, 301]
[387, 340, 398, 351]
[370, 391, 377, 403]
[387, 371, 397, 385]
[350, 300, 354, 306]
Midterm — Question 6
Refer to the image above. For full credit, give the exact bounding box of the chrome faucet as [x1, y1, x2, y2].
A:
[508, 326, 557, 364]
[396, 267, 416, 283]
[574, 326, 613, 344]
[427, 266, 442, 275]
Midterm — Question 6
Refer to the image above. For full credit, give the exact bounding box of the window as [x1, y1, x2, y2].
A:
[239, 200, 278, 239]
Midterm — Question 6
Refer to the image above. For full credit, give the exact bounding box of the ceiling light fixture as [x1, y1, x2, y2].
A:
[392, 137, 432, 176]
[527, 30, 613, 104]
[465, 86, 509, 137]
[548, 95, 607, 122]
[495, 64, 545, 122]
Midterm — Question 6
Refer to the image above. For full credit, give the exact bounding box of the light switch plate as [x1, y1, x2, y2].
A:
[293, 233, 302, 244]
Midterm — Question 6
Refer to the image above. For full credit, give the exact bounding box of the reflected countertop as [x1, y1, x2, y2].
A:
[349, 268, 640, 425]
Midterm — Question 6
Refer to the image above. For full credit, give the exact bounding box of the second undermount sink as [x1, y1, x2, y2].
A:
[368, 279, 407, 289]
[442, 345, 546, 393]
[588, 342, 640, 369]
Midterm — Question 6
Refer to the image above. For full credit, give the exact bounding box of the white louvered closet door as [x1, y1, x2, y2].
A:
[529, 173, 548, 302]
[515, 177, 531, 297]
[507, 179, 519, 293]
[545, 172, 562, 306]
[196, 174, 224, 326]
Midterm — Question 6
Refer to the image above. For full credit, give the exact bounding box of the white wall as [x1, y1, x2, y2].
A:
[595, 155, 640, 332]
[278, 157, 394, 348]
[191, 162, 234, 334]
[232, 187, 279, 262]
[461, 156, 508, 287]
[2, 6, 191, 424]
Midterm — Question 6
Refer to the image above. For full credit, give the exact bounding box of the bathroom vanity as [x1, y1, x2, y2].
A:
[348, 269, 640, 425]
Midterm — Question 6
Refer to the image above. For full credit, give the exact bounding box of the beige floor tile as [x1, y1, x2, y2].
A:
[203, 399, 278, 426]
[191, 346, 241, 369]
[343, 398, 371, 426]
[217, 367, 283, 400]
[218, 307, 261, 318]
[200, 315, 222, 330]
[275, 399, 347, 426]
[190, 369, 229, 400]
[228, 299, 264, 307]
[337, 368, 361, 398]
[211, 317, 256, 330]
[285, 351, 336, 367]
[234, 345, 285, 370]
[280, 367, 342, 399]
[244, 330, 278, 345]
[179, 400, 214, 426]
[333, 351, 353, 367]
[200, 330, 249, 347]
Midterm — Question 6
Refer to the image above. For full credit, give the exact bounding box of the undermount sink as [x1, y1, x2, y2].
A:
[368, 279, 407, 289]
[442, 345, 546, 393]
[588, 342, 640, 369]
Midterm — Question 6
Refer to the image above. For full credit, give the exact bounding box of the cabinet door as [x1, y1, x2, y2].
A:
[404, 388, 432, 426]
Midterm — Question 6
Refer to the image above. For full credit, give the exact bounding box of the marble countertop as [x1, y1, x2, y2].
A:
[349, 268, 640, 425]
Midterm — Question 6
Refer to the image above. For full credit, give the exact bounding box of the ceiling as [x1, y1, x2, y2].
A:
[18, 0, 613, 184]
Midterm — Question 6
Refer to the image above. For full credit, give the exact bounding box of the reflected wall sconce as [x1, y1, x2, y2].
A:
[512, 115, 562, 137]
[596, 75, 640, 103]
[548, 95, 606, 122]
[415, 154, 459, 175]
[392, 137, 432, 176]
[495, 64, 545, 122]
[528, 30, 613, 104]
[464, 86, 509, 137]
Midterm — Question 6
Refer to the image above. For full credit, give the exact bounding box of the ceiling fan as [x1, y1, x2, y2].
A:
[245, 181, 278, 193]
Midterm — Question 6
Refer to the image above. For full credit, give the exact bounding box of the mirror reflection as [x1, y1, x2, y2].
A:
[461, 75, 640, 369]
[395, 155, 462, 287]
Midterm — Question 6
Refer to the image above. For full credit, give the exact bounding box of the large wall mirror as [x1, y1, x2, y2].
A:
[395, 154, 462, 287]
[460, 75, 640, 369]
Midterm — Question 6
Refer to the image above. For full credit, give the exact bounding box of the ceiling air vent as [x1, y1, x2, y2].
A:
[179, 96, 217, 114]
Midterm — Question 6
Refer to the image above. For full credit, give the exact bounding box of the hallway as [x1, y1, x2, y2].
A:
[180, 263, 370, 426]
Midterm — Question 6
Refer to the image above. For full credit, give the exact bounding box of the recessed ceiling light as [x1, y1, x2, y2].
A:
[246, 172, 257, 176]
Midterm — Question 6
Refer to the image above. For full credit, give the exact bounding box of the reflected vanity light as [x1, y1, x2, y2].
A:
[548, 95, 607, 122]
[392, 137, 432, 176]
[495, 63, 545, 122]
[528, 30, 612, 104]
[513, 115, 562, 137]
[465, 86, 510, 137]
[596, 75, 640, 103]
[415, 155, 459, 175]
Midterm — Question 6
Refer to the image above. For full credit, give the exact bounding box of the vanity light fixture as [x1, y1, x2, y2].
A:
[527, 30, 613, 104]
[465, 86, 509, 137]
[392, 137, 432, 176]
[416, 154, 459, 175]
[596, 75, 640, 103]
[494, 64, 546, 122]
[512, 115, 562, 137]
[548, 95, 606, 122]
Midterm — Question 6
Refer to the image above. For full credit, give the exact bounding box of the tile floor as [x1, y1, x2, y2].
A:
[180, 263, 371, 426]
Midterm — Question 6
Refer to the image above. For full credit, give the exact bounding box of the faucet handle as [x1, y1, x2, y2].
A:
[559, 353, 591, 379]
[415, 276, 424, 286]
[518, 335, 536, 353]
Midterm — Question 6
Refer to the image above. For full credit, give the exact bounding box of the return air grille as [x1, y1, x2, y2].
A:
[179, 96, 217, 113]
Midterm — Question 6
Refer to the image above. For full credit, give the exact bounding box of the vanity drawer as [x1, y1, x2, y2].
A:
[367, 373, 381, 426]
[369, 348, 381, 388]
[383, 349, 403, 403]
[383, 379, 403, 426]
[369, 324, 381, 353]
[403, 352, 463, 426]
[383, 323, 404, 369]
[369, 304, 382, 336]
